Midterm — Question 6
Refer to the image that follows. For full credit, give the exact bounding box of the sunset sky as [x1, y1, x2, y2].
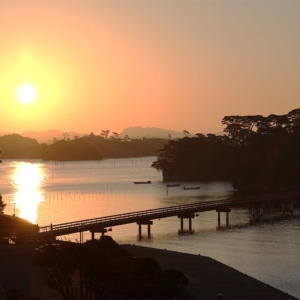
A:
[0, 0, 299, 136]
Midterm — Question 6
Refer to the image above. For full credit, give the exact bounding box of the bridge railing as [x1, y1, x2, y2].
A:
[38, 191, 300, 234]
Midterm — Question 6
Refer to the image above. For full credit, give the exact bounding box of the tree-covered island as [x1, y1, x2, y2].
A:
[1, 108, 300, 192]
[0, 133, 167, 160]
[152, 108, 300, 192]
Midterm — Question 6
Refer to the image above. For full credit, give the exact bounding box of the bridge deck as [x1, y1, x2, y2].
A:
[34, 191, 300, 238]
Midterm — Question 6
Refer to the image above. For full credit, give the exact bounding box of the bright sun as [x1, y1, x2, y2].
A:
[17, 84, 37, 104]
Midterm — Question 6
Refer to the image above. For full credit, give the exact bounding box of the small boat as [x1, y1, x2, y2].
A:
[134, 181, 152, 184]
[166, 183, 180, 187]
[183, 186, 200, 190]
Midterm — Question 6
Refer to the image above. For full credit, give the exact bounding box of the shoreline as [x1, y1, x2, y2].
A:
[121, 244, 297, 300]
[0, 244, 297, 299]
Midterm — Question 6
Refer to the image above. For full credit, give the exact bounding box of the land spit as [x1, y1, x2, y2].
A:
[121, 244, 297, 300]
[0, 244, 297, 299]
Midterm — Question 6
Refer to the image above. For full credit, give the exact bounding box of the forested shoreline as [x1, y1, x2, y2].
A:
[0, 133, 167, 160]
[152, 108, 300, 192]
[1, 108, 300, 192]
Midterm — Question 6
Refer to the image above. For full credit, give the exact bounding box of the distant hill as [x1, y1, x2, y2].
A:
[21, 130, 84, 143]
[0, 130, 84, 143]
[0, 127, 224, 144]
[119, 126, 185, 139]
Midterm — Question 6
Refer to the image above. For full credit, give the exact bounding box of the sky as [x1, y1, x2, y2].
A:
[0, 0, 299, 136]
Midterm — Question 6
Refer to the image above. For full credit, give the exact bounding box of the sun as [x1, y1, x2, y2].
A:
[17, 84, 37, 104]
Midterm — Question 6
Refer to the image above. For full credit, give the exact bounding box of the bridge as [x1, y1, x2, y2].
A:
[33, 191, 300, 241]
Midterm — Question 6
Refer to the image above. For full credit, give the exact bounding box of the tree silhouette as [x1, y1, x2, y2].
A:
[183, 130, 190, 137]
[0, 194, 6, 213]
[33, 237, 189, 299]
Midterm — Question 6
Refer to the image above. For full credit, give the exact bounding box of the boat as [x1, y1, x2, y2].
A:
[183, 186, 200, 190]
[134, 181, 152, 184]
[166, 183, 180, 187]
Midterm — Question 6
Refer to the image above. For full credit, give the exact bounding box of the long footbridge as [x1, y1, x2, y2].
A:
[32, 191, 300, 240]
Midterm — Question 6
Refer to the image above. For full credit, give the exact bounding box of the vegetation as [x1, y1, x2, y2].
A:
[32, 236, 190, 299]
[0, 194, 6, 213]
[0, 134, 40, 159]
[0, 133, 167, 160]
[152, 108, 300, 192]
[152, 133, 236, 181]
[5, 289, 39, 299]
[2, 108, 300, 192]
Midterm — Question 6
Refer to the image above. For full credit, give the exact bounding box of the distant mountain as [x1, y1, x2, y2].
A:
[0, 127, 224, 143]
[119, 126, 185, 139]
[21, 130, 83, 143]
[0, 130, 84, 143]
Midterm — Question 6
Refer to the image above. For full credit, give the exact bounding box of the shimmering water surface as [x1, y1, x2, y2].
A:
[0, 157, 299, 298]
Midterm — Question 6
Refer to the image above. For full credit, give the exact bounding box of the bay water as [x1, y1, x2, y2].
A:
[0, 157, 299, 298]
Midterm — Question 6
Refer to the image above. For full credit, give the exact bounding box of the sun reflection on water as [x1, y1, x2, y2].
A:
[11, 162, 45, 223]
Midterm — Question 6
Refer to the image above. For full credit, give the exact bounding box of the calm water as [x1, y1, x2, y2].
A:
[0, 157, 299, 298]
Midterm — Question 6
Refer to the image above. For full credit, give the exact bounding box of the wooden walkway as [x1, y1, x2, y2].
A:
[33, 191, 300, 239]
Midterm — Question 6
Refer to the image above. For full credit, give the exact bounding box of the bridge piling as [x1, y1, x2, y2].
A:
[260, 204, 264, 216]
[189, 217, 192, 232]
[178, 213, 195, 234]
[282, 202, 294, 215]
[216, 209, 231, 228]
[226, 212, 229, 227]
[89, 227, 110, 239]
[137, 221, 153, 239]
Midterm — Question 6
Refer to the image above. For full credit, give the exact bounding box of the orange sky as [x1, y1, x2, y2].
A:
[0, 0, 299, 135]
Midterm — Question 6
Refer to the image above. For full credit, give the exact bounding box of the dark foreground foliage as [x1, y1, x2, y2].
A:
[32, 237, 190, 299]
[5, 289, 40, 299]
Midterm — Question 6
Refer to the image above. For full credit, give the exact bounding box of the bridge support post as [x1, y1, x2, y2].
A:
[282, 202, 294, 215]
[189, 217, 192, 232]
[178, 213, 195, 234]
[226, 212, 229, 227]
[251, 207, 255, 217]
[89, 227, 110, 238]
[260, 204, 264, 216]
[137, 221, 153, 239]
[216, 209, 231, 228]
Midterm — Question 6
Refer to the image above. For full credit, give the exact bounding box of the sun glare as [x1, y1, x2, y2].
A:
[17, 84, 37, 104]
[12, 162, 45, 223]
